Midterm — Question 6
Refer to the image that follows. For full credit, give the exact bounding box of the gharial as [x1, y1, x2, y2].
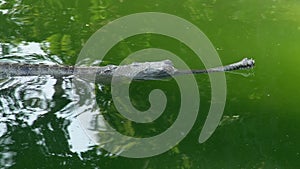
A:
[0, 58, 255, 81]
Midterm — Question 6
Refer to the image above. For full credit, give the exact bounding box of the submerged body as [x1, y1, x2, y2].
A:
[0, 58, 255, 80]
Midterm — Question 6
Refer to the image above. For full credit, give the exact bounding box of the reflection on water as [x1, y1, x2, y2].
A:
[0, 60, 94, 166]
[0, 43, 106, 167]
[0, 76, 56, 126]
[0, 76, 56, 168]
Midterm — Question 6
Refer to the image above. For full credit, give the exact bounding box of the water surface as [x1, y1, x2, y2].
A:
[0, 0, 300, 168]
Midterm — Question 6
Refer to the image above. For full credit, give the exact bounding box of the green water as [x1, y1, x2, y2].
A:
[0, 0, 300, 168]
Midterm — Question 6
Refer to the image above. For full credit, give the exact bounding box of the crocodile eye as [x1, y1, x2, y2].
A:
[104, 69, 111, 73]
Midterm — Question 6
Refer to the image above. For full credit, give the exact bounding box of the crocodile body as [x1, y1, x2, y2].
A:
[0, 58, 255, 80]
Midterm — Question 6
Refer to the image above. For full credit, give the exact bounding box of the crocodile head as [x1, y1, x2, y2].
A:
[114, 60, 177, 80]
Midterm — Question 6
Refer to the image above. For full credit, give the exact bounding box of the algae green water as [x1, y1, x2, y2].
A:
[0, 0, 300, 168]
